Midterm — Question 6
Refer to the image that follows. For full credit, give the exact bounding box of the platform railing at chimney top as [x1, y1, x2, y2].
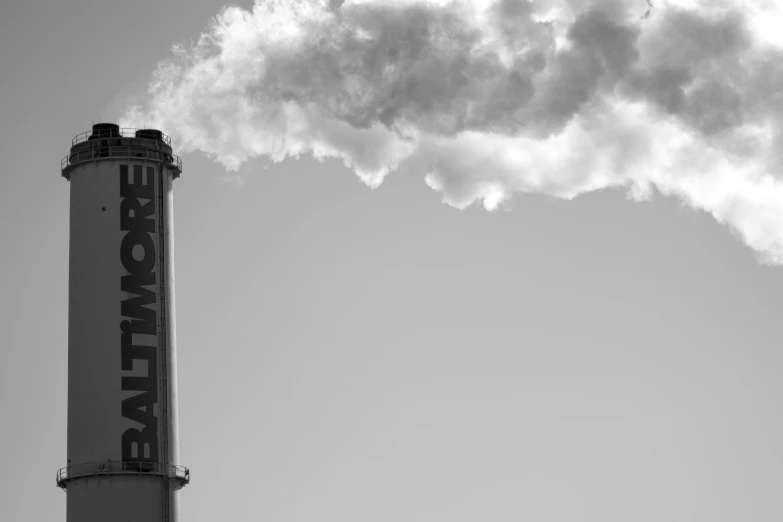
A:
[70, 128, 173, 146]
[61, 145, 182, 179]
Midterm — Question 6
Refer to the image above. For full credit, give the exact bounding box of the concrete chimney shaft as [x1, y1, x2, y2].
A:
[58, 124, 188, 522]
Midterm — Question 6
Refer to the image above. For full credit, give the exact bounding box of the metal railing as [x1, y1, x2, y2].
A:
[61, 146, 182, 179]
[71, 128, 173, 146]
[56, 461, 190, 491]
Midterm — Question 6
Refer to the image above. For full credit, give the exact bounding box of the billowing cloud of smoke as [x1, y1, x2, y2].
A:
[122, 0, 783, 264]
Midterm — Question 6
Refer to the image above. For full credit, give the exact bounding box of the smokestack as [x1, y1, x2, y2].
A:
[57, 124, 188, 521]
[123, 0, 783, 264]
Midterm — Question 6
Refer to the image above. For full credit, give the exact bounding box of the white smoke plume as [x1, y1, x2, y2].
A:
[122, 0, 783, 264]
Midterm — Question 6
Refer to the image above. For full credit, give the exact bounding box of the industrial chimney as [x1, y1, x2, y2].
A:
[58, 123, 189, 521]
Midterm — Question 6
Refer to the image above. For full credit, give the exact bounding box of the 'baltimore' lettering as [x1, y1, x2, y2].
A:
[119, 164, 159, 464]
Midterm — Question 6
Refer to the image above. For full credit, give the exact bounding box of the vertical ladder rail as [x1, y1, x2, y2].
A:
[157, 158, 172, 522]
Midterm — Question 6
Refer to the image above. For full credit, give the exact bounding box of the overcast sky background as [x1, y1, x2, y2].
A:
[2, 1, 782, 521]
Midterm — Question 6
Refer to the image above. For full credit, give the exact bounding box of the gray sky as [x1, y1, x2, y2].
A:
[2, 1, 782, 521]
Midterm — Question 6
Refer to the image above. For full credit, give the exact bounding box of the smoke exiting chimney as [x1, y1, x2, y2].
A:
[123, 0, 783, 264]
